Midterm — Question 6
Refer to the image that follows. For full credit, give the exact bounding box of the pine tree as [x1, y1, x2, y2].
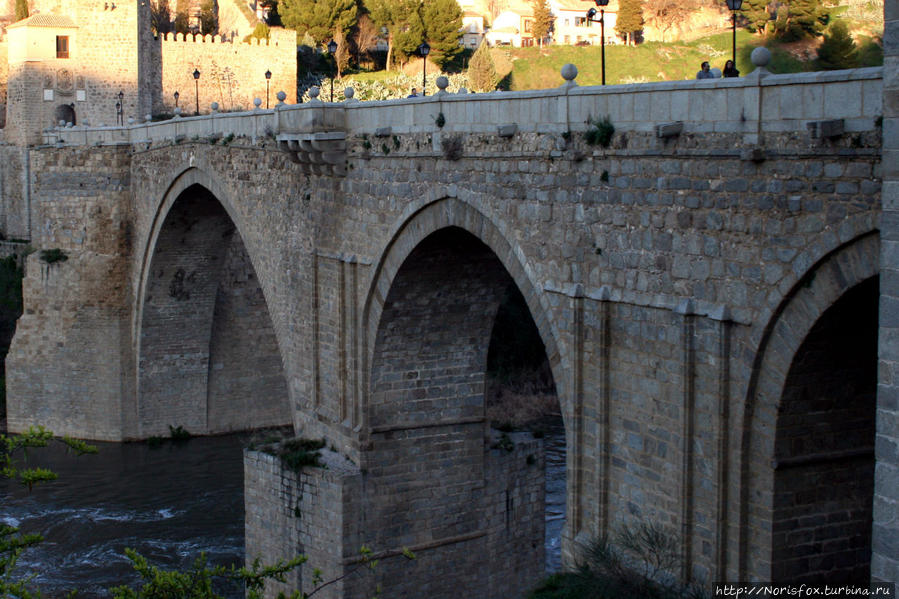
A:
[530, 0, 553, 47]
[366, 0, 425, 67]
[421, 0, 463, 68]
[14, 0, 27, 21]
[772, 0, 827, 40]
[467, 40, 497, 92]
[280, 0, 358, 45]
[615, 0, 643, 45]
[816, 20, 859, 69]
[741, 0, 771, 34]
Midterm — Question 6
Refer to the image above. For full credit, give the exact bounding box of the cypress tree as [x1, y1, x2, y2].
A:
[422, 0, 463, 68]
[816, 20, 859, 69]
[467, 41, 497, 92]
[14, 0, 28, 21]
[615, 0, 644, 45]
[530, 0, 553, 47]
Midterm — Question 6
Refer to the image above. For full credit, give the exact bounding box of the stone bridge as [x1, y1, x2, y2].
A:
[3, 58, 897, 596]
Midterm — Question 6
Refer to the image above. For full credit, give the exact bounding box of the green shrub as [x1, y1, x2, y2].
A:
[584, 116, 615, 148]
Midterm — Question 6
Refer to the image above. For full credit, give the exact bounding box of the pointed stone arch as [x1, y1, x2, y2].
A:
[739, 232, 879, 580]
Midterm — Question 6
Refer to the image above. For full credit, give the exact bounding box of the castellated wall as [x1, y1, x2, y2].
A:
[157, 28, 297, 114]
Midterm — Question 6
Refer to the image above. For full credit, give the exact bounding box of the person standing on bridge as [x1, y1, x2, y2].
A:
[723, 59, 740, 77]
[696, 61, 715, 79]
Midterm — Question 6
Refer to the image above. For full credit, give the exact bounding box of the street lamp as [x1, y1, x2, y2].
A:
[725, 0, 743, 66]
[193, 69, 200, 115]
[327, 40, 337, 102]
[116, 90, 124, 126]
[418, 41, 430, 96]
[265, 69, 272, 108]
[174, 90, 179, 110]
[586, 0, 610, 86]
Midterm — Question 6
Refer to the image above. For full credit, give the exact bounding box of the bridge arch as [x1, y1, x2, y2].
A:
[133, 167, 291, 438]
[362, 197, 566, 422]
[740, 232, 879, 581]
[358, 198, 567, 596]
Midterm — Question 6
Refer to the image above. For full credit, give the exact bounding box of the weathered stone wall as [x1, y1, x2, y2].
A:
[5, 69, 887, 590]
[6, 145, 133, 440]
[157, 28, 297, 114]
[246, 432, 544, 599]
[0, 145, 30, 238]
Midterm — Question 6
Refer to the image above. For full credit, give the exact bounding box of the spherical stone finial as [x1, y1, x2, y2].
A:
[128, 117, 135, 125]
[344, 87, 355, 99]
[751, 46, 771, 68]
[59, 120, 66, 127]
[276, 91, 287, 102]
[561, 63, 578, 82]
[436, 76, 449, 91]
[174, 107, 182, 117]
[211, 102, 220, 112]
[253, 97, 262, 109]
[457, 87, 468, 94]
[145, 114, 152, 123]
[310, 87, 321, 100]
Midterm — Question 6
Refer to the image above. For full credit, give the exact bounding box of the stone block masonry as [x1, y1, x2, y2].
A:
[245, 432, 544, 599]
[4, 66, 891, 593]
[157, 28, 297, 115]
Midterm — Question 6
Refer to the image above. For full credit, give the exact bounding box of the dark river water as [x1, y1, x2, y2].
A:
[2, 426, 566, 596]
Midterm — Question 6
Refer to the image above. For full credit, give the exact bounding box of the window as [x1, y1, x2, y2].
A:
[522, 37, 534, 46]
[564, 35, 570, 43]
[56, 36, 69, 58]
[574, 17, 586, 26]
[524, 19, 532, 32]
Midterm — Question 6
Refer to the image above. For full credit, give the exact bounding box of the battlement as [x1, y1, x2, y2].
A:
[157, 28, 294, 47]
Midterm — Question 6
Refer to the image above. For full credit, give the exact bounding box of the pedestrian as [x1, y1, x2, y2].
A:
[696, 61, 714, 79]
[723, 59, 740, 77]
[408, 87, 418, 97]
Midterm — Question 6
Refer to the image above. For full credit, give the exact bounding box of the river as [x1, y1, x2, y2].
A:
[1, 426, 566, 596]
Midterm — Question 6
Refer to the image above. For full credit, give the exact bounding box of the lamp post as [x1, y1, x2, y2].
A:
[116, 90, 124, 126]
[586, 0, 610, 85]
[725, 0, 743, 66]
[174, 90, 179, 110]
[418, 41, 430, 96]
[265, 69, 272, 108]
[327, 40, 337, 102]
[193, 69, 200, 115]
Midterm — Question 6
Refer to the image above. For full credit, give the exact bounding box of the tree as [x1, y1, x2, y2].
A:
[280, 0, 358, 46]
[352, 13, 382, 67]
[421, 0, 463, 68]
[199, 0, 218, 35]
[14, 0, 27, 21]
[365, 0, 425, 68]
[467, 41, 497, 92]
[150, 0, 174, 35]
[816, 20, 859, 69]
[642, 0, 697, 41]
[174, 0, 191, 33]
[615, 0, 644, 45]
[771, 0, 828, 40]
[530, 0, 553, 47]
[741, 0, 771, 34]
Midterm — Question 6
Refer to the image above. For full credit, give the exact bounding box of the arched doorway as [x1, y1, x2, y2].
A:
[137, 183, 290, 437]
[54, 103, 75, 126]
[360, 225, 563, 598]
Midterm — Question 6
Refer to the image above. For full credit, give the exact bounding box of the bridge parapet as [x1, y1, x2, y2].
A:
[40, 67, 882, 149]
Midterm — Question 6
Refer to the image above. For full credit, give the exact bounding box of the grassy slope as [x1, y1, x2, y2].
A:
[499, 30, 796, 89]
